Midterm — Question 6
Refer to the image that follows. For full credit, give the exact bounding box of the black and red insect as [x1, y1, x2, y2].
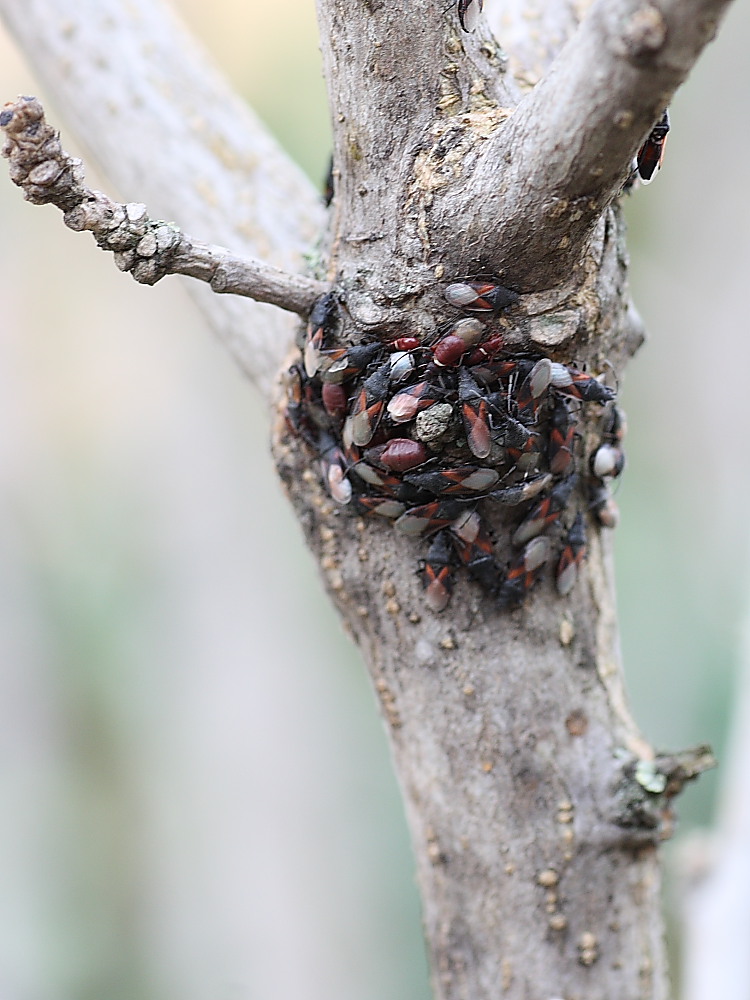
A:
[444, 279, 518, 315]
[420, 531, 457, 613]
[343, 361, 392, 447]
[497, 536, 551, 610]
[458, 367, 492, 459]
[556, 512, 587, 595]
[549, 363, 615, 404]
[450, 511, 502, 592]
[635, 109, 670, 184]
[512, 475, 577, 545]
[548, 398, 577, 475]
[304, 291, 338, 377]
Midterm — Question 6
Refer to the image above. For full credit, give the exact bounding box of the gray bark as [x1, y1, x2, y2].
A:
[0, 0, 733, 997]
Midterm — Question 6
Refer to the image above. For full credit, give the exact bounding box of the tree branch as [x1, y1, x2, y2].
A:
[431, 0, 734, 289]
[0, 0, 326, 395]
[1, 97, 328, 317]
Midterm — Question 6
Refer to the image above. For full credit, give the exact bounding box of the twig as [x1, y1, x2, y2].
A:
[1, 97, 328, 317]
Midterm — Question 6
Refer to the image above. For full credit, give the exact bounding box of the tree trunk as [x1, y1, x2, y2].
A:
[272, 1, 729, 997]
[274, 184, 665, 1000]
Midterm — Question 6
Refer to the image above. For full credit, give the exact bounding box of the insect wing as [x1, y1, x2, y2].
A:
[452, 518, 501, 592]
[488, 473, 553, 507]
[395, 500, 466, 536]
[512, 475, 577, 545]
[548, 400, 576, 475]
[458, 368, 492, 458]
[421, 531, 456, 612]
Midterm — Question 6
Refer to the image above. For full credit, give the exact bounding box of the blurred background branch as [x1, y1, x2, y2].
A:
[680, 567, 750, 1000]
[0, 0, 325, 396]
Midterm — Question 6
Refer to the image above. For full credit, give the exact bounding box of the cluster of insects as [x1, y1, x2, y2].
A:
[285, 280, 626, 613]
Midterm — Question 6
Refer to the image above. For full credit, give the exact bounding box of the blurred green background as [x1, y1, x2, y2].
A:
[0, 2, 748, 998]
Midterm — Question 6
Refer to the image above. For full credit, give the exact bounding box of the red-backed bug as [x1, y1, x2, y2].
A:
[365, 438, 428, 473]
[404, 465, 500, 496]
[458, 367, 492, 459]
[590, 443, 625, 479]
[387, 380, 441, 423]
[352, 461, 391, 487]
[548, 398, 577, 475]
[507, 432, 543, 470]
[636, 109, 670, 184]
[512, 475, 578, 545]
[467, 333, 504, 366]
[444, 280, 519, 314]
[420, 531, 457, 613]
[304, 291, 337, 377]
[433, 334, 470, 368]
[469, 358, 516, 386]
[319, 343, 383, 384]
[446, 318, 487, 349]
[488, 472, 553, 506]
[390, 337, 421, 352]
[528, 357, 553, 398]
[556, 512, 586, 595]
[549, 363, 616, 403]
[394, 499, 467, 536]
[432, 318, 486, 367]
[353, 496, 407, 519]
[500, 410, 542, 465]
[589, 403, 626, 476]
[589, 482, 619, 529]
[457, 0, 483, 32]
[497, 536, 551, 609]
[322, 381, 348, 420]
[342, 361, 391, 447]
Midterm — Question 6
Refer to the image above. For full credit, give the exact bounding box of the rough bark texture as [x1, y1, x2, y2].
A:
[1, 0, 733, 997]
